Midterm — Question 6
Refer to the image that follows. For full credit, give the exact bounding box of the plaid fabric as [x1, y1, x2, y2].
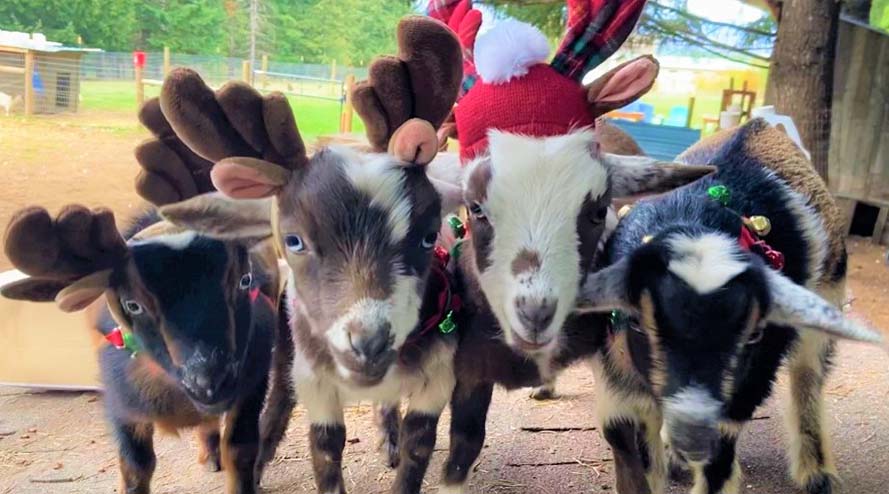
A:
[551, 0, 647, 81]
[428, 0, 481, 98]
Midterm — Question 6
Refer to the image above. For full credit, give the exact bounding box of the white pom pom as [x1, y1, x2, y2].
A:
[474, 19, 550, 84]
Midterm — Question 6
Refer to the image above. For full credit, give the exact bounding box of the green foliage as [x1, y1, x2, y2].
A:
[873, 0, 889, 32]
[0, 0, 414, 63]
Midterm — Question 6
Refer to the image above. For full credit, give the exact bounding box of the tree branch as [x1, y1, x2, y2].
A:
[649, 1, 776, 37]
[646, 17, 772, 62]
[645, 22, 771, 69]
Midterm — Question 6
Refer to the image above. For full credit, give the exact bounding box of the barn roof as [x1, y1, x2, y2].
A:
[0, 30, 101, 53]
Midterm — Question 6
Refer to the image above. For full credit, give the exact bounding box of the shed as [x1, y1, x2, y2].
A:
[828, 16, 889, 243]
[0, 31, 99, 115]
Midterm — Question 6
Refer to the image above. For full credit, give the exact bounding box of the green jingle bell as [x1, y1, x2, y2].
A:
[707, 185, 731, 206]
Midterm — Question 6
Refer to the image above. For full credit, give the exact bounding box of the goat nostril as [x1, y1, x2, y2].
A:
[516, 300, 558, 333]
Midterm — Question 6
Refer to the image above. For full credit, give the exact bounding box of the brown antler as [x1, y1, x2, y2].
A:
[134, 69, 308, 205]
[4, 205, 126, 280]
[351, 16, 463, 155]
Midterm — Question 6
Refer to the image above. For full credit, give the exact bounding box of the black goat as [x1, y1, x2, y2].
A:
[1, 207, 294, 494]
[579, 119, 886, 494]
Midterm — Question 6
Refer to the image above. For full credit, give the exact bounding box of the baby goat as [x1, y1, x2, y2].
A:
[579, 119, 886, 494]
[1, 208, 293, 494]
[148, 17, 465, 494]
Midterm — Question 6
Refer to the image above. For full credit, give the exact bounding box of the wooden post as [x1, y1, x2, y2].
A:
[23, 50, 34, 115]
[242, 60, 251, 84]
[163, 46, 171, 76]
[260, 54, 268, 87]
[340, 74, 356, 133]
[686, 96, 696, 128]
[135, 65, 144, 107]
[330, 59, 337, 80]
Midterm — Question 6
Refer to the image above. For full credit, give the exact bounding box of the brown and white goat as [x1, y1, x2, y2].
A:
[1, 207, 293, 494]
[577, 119, 887, 494]
[152, 17, 466, 493]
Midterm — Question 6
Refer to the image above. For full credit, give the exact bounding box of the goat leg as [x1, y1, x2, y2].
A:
[221, 377, 268, 494]
[113, 421, 156, 494]
[441, 380, 494, 493]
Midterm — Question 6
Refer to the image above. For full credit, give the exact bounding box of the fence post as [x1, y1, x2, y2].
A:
[330, 59, 337, 80]
[23, 50, 34, 115]
[163, 46, 171, 76]
[242, 60, 252, 84]
[340, 74, 356, 133]
[260, 54, 268, 88]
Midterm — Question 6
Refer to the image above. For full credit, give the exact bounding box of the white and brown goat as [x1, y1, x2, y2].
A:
[152, 17, 466, 494]
[578, 119, 887, 494]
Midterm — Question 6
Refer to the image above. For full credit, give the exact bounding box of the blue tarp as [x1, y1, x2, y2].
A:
[608, 120, 701, 161]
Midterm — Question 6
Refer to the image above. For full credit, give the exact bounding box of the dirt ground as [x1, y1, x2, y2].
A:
[1, 113, 889, 493]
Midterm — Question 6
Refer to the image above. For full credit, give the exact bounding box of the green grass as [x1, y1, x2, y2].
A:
[79, 80, 360, 141]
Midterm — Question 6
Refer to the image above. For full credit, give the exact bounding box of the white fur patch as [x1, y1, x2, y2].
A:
[337, 147, 412, 243]
[325, 271, 422, 379]
[478, 130, 608, 351]
[663, 385, 722, 425]
[475, 19, 550, 84]
[135, 231, 197, 250]
[667, 233, 747, 294]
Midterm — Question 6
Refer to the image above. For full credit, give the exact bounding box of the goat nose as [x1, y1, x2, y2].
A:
[349, 323, 392, 362]
[515, 298, 557, 334]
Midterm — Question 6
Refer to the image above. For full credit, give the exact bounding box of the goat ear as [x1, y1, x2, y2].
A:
[587, 56, 659, 117]
[603, 154, 716, 196]
[575, 258, 631, 313]
[426, 152, 464, 216]
[160, 193, 274, 241]
[211, 158, 292, 199]
[0, 271, 69, 302]
[55, 270, 111, 313]
[764, 269, 885, 346]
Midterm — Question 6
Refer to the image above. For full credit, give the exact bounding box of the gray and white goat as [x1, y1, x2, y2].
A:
[579, 119, 886, 494]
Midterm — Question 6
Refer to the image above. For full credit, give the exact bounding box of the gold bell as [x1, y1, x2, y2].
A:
[617, 204, 634, 219]
[744, 215, 772, 237]
[642, 235, 653, 244]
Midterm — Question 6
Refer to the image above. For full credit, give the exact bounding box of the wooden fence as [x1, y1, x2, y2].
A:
[829, 17, 889, 243]
[135, 49, 357, 133]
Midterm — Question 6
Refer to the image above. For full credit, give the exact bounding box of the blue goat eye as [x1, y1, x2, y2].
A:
[421, 232, 438, 250]
[122, 299, 144, 315]
[239, 273, 252, 290]
[284, 234, 306, 253]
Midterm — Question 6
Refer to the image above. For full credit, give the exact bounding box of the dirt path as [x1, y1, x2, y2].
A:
[0, 239, 887, 493]
[0, 112, 146, 271]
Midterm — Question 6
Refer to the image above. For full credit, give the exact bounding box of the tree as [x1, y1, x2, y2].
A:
[763, 0, 840, 180]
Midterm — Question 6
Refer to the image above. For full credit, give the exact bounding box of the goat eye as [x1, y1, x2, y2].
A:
[594, 206, 608, 222]
[747, 328, 765, 345]
[421, 232, 438, 250]
[469, 202, 486, 219]
[239, 273, 253, 290]
[122, 299, 144, 316]
[284, 234, 306, 254]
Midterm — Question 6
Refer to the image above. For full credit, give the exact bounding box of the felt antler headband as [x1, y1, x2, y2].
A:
[454, 0, 657, 162]
[350, 16, 463, 165]
[1, 206, 127, 311]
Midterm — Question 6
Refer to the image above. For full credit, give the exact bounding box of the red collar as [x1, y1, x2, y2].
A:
[400, 246, 462, 360]
[738, 224, 785, 270]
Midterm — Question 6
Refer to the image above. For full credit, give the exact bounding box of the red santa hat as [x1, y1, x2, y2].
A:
[447, 0, 655, 163]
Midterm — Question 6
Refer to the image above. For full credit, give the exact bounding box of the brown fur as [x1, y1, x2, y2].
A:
[677, 120, 845, 280]
[597, 120, 645, 156]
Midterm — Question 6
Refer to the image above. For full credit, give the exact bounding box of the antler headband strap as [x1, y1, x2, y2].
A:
[551, 0, 648, 81]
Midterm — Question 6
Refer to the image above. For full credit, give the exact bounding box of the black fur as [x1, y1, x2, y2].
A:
[309, 424, 347, 494]
[95, 211, 292, 494]
[597, 121, 838, 493]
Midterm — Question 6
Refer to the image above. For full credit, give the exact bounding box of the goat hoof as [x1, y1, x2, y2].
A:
[383, 441, 400, 469]
[806, 474, 838, 494]
[202, 454, 222, 473]
[529, 386, 556, 401]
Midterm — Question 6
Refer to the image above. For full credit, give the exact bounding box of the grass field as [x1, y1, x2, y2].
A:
[79, 80, 363, 140]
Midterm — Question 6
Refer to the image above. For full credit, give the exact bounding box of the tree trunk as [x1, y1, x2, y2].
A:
[764, 0, 841, 182]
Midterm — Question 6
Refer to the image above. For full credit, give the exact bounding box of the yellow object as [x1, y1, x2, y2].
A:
[618, 204, 634, 219]
[744, 215, 772, 236]
[642, 235, 653, 244]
